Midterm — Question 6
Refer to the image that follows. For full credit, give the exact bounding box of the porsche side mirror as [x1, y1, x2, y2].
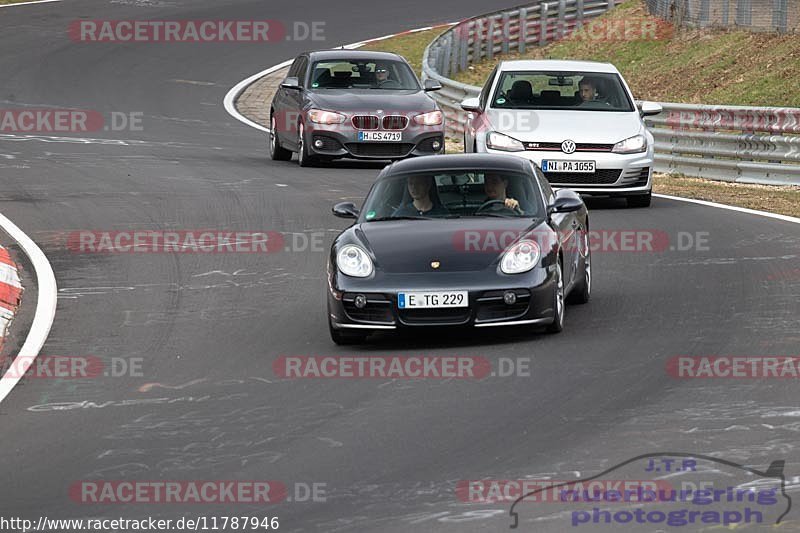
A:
[332, 202, 359, 219]
[549, 189, 583, 214]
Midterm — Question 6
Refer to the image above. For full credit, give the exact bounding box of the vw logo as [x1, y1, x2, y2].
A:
[561, 140, 577, 154]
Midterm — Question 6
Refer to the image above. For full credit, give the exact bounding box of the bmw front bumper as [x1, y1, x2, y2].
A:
[306, 120, 445, 161]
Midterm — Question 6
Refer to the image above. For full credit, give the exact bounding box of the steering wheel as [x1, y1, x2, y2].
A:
[475, 199, 523, 215]
[378, 80, 402, 89]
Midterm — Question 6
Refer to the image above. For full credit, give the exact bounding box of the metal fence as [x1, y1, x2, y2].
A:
[422, 1, 800, 185]
[643, 0, 797, 33]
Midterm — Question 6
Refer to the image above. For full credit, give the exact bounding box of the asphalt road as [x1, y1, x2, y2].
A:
[1, 1, 799, 531]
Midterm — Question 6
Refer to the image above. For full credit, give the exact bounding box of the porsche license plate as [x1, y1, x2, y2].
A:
[542, 160, 595, 173]
[398, 291, 468, 309]
[358, 131, 402, 142]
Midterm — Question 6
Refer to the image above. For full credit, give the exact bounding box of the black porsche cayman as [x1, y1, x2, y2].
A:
[327, 153, 591, 344]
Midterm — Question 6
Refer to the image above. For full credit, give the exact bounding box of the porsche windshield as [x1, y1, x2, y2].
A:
[360, 171, 545, 221]
[492, 71, 634, 111]
[309, 59, 420, 90]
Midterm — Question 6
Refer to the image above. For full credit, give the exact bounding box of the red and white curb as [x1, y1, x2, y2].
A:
[0, 213, 57, 404]
[223, 23, 456, 134]
[0, 246, 22, 351]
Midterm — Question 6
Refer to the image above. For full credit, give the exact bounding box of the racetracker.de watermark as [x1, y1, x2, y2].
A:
[273, 356, 532, 379]
[66, 230, 325, 254]
[452, 16, 672, 44]
[457, 480, 672, 503]
[69, 20, 325, 43]
[69, 481, 325, 504]
[0, 355, 143, 379]
[0, 110, 142, 133]
[667, 356, 800, 378]
[453, 229, 710, 253]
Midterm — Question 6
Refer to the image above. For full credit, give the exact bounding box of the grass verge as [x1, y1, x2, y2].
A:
[653, 174, 800, 218]
[451, 0, 800, 108]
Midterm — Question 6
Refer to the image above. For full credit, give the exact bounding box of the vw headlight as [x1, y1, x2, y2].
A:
[413, 110, 443, 126]
[486, 131, 525, 152]
[500, 240, 541, 274]
[308, 109, 346, 125]
[337, 245, 374, 277]
[611, 134, 647, 154]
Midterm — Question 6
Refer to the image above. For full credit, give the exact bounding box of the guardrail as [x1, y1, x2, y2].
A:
[421, 1, 800, 185]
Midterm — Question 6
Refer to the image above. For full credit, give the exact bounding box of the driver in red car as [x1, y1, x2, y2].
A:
[483, 173, 520, 211]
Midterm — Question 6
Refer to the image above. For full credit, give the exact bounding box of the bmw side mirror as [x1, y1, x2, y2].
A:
[549, 189, 583, 214]
[460, 97, 481, 112]
[281, 76, 302, 90]
[332, 202, 359, 219]
[639, 101, 662, 117]
[424, 79, 442, 92]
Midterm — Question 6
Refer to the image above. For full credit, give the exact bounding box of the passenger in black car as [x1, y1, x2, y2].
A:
[392, 175, 449, 217]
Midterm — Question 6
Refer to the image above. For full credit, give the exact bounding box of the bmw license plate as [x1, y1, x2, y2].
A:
[542, 160, 595, 173]
[398, 291, 468, 309]
[358, 131, 402, 142]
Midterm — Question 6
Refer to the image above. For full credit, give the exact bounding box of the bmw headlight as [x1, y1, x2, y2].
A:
[337, 245, 374, 277]
[500, 240, 541, 274]
[308, 109, 346, 125]
[486, 131, 525, 152]
[611, 134, 647, 154]
[413, 110, 443, 126]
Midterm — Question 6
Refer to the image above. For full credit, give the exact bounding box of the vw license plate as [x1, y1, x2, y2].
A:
[398, 291, 468, 309]
[542, 160, 596, 173]
[358, 131, 402, 142]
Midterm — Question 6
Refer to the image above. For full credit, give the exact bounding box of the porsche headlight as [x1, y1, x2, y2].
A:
[308, 109, 346, 125]
[486, 131, 525, 152]
[500, 240, 541, 274]
[337, 245, 374, 277]
[612, 134, 647, 154]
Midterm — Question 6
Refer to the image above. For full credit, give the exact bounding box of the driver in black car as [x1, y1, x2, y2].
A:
[393, 175, 449, 217]
[482, 173, 520, 212]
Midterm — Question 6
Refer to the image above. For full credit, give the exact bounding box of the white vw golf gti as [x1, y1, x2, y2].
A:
[462, 60, 662, 207]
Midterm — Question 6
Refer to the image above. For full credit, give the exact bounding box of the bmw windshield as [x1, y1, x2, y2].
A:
[309, 59, 420, 90]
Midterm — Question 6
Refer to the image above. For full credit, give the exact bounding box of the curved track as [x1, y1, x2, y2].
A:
[1, 1, 798, 531]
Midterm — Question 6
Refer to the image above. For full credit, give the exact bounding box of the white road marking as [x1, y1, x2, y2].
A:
[654, 193, 800, 225]
[0, 0, 61, 8]
[0, 213, 57, 404]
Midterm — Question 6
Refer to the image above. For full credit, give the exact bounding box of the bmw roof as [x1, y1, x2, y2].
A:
[306, 50, 406, 62]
